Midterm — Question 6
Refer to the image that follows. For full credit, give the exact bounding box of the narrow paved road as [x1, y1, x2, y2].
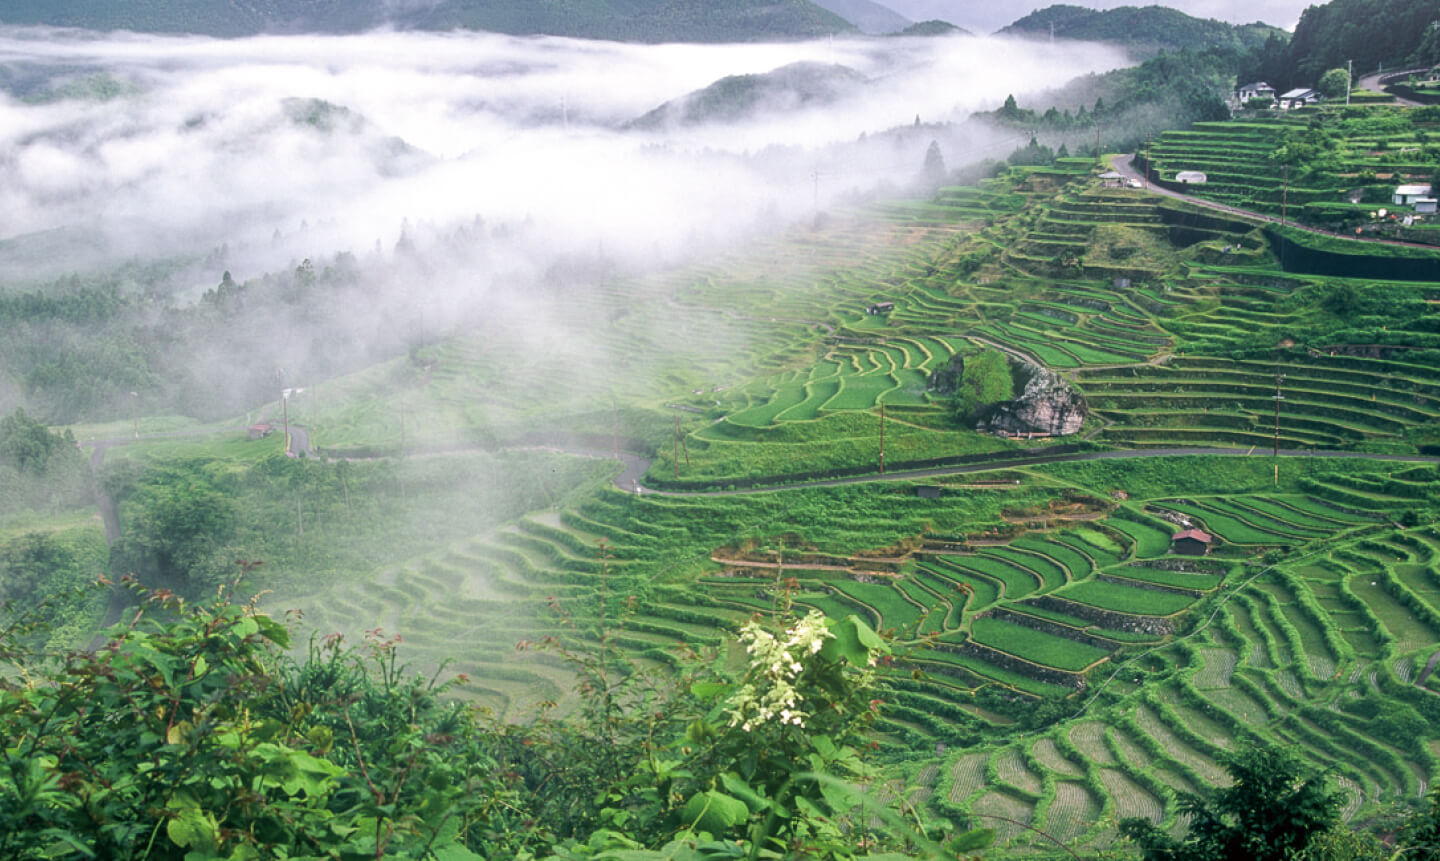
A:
[288, 425, 311, 457]
[1357, 69, 1426, 107]
[1112, 154, 1440, 251]
[629, 446, 1440, 497]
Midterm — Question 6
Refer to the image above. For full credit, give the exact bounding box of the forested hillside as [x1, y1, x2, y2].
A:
[999, 4, 1286, 56]
[977, 48, 1234, 155]
[1284, 0, 1440, 86]
[0, 0, 854, 41]
[629, 61, 871, 129]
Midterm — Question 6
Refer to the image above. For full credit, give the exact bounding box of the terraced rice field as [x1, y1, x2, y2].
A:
[276, 132, 1440, 852]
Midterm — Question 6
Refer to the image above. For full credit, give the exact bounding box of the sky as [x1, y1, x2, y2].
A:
[879, 0, 1313, 34]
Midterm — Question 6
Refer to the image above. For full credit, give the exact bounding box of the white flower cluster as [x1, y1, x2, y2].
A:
[726, 611, 833, 732]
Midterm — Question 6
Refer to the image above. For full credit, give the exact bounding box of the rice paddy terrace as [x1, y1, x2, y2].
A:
[111, 110, 1440, 853]
[1139, 106, 1440, 241]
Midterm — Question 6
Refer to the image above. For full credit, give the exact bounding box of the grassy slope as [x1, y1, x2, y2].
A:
[22, 105, 1440, 852]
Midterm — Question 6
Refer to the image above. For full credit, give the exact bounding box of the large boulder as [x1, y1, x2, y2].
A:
[977, 362, 1087, 436]
[926, 353, 963, 395]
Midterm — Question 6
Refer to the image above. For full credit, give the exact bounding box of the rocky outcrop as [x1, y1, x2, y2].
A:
[977, 362, 1087, 436]
[926, 353, 963, 395]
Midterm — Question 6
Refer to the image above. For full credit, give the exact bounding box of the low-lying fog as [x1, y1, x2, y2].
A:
[0, 26, 1128, 287]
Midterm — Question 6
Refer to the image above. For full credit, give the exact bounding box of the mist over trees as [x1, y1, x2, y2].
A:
[979, 47, 1233, 158]
[0, 27, 1127, 430]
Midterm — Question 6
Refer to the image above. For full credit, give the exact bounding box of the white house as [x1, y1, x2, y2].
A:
[1175, 170, 1209, 184]
[1279, 88, 1321, 109]
[1395, 184, 1434, 205]
[1237, 82, 1276, 103]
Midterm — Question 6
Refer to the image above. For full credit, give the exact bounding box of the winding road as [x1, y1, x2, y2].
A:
[1357, 69, 1428, 107]
[624, 446, 1438, 496]
[1112, 154, 1440, 252]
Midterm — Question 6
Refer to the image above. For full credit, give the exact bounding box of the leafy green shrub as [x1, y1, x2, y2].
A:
[0, 583, 511, 860]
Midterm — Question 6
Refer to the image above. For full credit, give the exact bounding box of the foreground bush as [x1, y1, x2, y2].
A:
[0, 582, 982, 860]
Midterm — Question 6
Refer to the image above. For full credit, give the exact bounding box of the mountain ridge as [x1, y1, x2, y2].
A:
[999, 3, 1286, 55]
[0, 0, 856, 42]
[809, 0, 912, 34]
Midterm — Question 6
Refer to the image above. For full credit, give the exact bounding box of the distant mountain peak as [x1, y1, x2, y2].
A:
[808, 0, 911, 34]
[629, 61, 869, 130]
[999, 3, 1285, 55]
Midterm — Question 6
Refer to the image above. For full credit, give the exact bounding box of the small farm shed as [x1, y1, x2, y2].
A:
[1175, 170, 1208, 184]
[866, 301, 895, 315]
[916, 486, 943, 499]
[1098, 170, 1125, 188]
[1395, 184, 1434, 205]
[1279, 88, 1320, 109]
[1171, 528, 1214, 556]
[248, 423, 274, 440]
[1418, 199, 1439, 214]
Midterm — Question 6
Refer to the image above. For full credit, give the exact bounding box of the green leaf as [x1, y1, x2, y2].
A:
[818, 615, 886, 667]
[431, 843, 487, 861]
[682, 790, 749, 833]
[685, 718, 716, 744]
[253, 613, 290, 648]
[253, 743, 343, 797]
[949, 827, 994, 853]
[719, 772, 770, 813]
[817, 776, 864, 813]
[166, 805, 219, 851]
[689, 681, 730, 700]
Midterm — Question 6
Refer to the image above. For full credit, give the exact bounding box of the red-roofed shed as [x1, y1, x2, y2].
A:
[1171, 528, 1213, 556]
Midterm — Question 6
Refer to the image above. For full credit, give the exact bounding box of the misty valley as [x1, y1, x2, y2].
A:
[7, 2, 1440, 859]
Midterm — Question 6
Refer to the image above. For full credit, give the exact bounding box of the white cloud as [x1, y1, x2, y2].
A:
[0, 26, 1129, 281]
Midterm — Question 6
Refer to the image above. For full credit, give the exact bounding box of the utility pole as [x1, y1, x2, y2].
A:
[811, 164, 820, 219]
[398, 397, 407, 504]
[677, 410, 690, 467]
[1273, 373, 1286, 485]
[1095, 121, 1102, 168]
[1281, 165, 1289, 225]
[879, 403, 886, 475]
[611, 394, 619, 461]
[672, 412, 680, 480]
[1346, 59, 1353, 106]
[282, 387, 305, 456]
